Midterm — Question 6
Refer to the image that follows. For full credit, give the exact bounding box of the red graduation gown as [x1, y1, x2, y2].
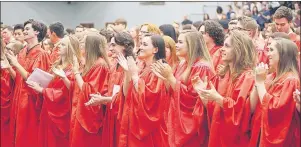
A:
[10, 45, 51, 147]
[49, 46, 60, 65]
[210, 45, 224, 71]
[117, 66, 167, 147]
[1, 69, 14, 147]
[38, 66, 74, 147]
[207, 69, 254, 147]
[102, 64, 124, 147]
[249, 72, 300, 147]
[69, 58, 109, 147]
[167, 60, 214, 147]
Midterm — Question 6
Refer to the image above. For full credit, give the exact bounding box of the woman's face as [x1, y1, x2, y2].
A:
[58, 38, 68, 56]
[221, 36, 235, 63]
[138, 36, 156, 60]
[43, 40, 52, 51]
[267, 41, 280, 70]
[175, 34, 188, 58]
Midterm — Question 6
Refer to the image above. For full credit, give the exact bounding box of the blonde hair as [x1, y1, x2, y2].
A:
[237, 16, 258, 31]
[180, 30, 212, 83]
[141, 23, 161, 35]
[220, 30, 257, 79]
[83, 34, 110, 75]
[162, 35, 178, 69]
[8, 40, 24, 55]
[270, 38, 299, 85]
[52, 35, 82, 70]
[267, 23, 277, 33]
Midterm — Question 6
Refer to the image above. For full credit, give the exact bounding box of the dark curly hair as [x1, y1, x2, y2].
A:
[99, 29, 114, 43]
[24, 19, 47, 42]
[198, 20, 225, 46]
[113, 31, 135, 58]
[273, 6, 293, 22]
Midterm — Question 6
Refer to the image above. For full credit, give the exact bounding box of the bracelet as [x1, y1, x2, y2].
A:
[74, 72, 81, 75]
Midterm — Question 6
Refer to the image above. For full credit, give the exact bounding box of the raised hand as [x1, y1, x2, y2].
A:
[255, 62, 269, 84]
[5, 50, 18, 67]
[116, 53, 128, 71]
[200, 81, 223, 102]
[191, 76, 208, 93]
[127, 56, 138, 76]
[52, 67, 67, 78]
[192, 76, 209, 106]
[151, 61, 166, 80]
[155, 60, 173, 79]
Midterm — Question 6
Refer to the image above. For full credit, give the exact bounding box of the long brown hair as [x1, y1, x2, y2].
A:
[220, 30, 257, 79]
[162, 35, 178, 69]
[180, 30, 212, 83]
[52, 35, 82, 70]
[270, 38, 299, 85]
[83, 34, 110, 75]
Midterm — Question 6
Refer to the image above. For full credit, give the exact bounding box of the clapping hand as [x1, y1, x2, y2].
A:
[191, 76, 208, 93]
[199, 81, 223, 102]
[127, 56, 139, 77]
[192, 76, 209, 105]
[84, 92, 111, 106]
[5, 50, 18, 67]
[116, 53, 128, 71]
[151, 60, 167, 80]
[255, 62, 269, 85]
[152, 60, 173, 79]
[52, 67, 67, 78]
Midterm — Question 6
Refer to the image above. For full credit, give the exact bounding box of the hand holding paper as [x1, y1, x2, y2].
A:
[26, 80, 43, 93]
[27, 68, 54, 88]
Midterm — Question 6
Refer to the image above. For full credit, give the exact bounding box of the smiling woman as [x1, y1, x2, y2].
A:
[249, 38, 300, 147]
